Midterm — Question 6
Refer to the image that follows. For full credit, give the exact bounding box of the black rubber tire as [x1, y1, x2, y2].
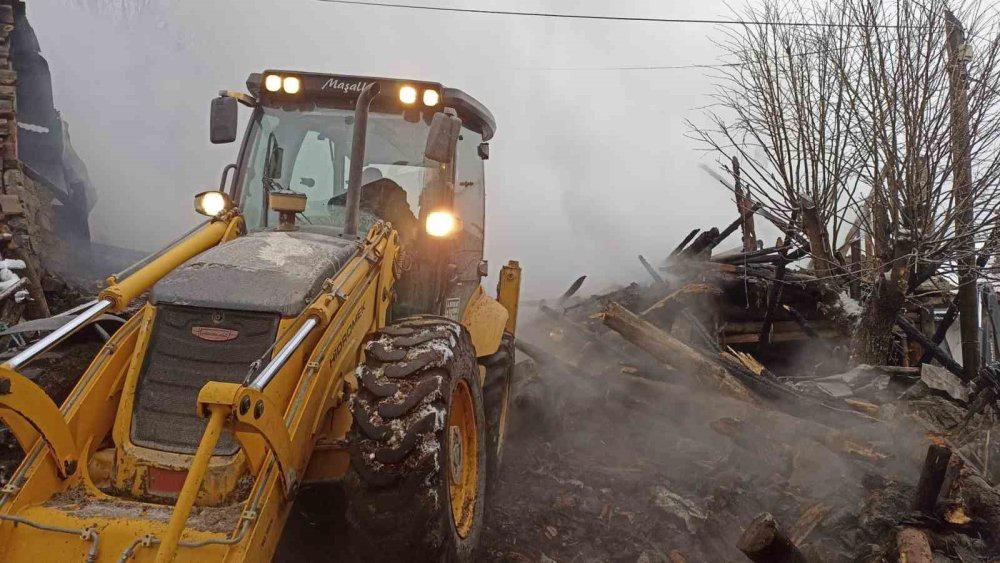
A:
[481, 333, 514, 491]
[346, 316, 486, 562]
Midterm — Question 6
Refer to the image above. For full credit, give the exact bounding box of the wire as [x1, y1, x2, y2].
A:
[518, 62, 740, 71]
[518, 41, 884, 71]
[319, 0, 930, 29]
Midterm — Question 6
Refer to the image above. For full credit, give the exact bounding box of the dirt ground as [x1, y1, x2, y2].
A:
[279, 349, 974, 562]
[477, 362, 920, 562]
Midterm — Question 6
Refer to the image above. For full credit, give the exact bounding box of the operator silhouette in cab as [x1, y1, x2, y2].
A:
[329, 167, 419, 242]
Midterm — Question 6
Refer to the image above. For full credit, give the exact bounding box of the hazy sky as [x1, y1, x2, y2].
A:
[29, 0, 741, 298]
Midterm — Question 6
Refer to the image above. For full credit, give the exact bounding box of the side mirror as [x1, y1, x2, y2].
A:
[424, 112, 461, 163]
[210, 96, 238, 144]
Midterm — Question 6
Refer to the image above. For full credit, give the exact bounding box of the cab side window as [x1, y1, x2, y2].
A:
[454, 129, 485, 281]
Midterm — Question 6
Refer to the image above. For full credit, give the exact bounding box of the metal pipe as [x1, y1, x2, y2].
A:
[343, 82, 381, 238]
[53, 299, 98, 318]
[154, 405, 226, 563]
[6, 299, 113, 370]
[219, 163, 238, 193]
[248, 317, 319, 391]
[0, 514, 99, 561]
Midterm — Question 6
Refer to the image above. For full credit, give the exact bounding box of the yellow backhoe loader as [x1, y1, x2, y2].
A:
[0, 70, 520, 562]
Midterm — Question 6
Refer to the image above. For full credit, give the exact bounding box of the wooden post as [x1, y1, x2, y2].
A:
[733, 156, 757, 253]
[913, 444, 952, 513]
[737, 513, 806, 563]
[945, 10, 980, 381]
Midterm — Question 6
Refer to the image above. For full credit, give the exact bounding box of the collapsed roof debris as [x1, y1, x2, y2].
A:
[488, 173, 1000, 561]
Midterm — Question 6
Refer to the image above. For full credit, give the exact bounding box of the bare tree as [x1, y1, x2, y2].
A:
[692, 0, 1000, 366]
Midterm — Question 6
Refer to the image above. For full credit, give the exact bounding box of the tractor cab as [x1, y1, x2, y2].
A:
[209, 71, 496, 320]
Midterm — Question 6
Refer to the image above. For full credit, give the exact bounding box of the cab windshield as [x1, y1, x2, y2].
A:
[235, 104, 439, 242]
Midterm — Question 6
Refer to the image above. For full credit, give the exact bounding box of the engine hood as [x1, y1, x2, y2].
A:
[151, 230, 360, 316]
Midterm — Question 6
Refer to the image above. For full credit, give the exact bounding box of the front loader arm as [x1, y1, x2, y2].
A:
[0, 213, 244, 482]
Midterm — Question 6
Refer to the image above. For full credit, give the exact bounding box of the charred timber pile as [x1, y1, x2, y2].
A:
[511, 185, 1000, 560]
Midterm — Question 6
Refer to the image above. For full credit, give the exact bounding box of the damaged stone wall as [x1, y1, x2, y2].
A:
[0, 0, 51, 324]
[0, 0, 115, 328]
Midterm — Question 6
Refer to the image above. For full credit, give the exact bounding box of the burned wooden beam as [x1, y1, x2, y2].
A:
[608, 305, 874, 428]
[514, 338, 576, 374]
[601, 302, 754, 402]
[708, 203, 761, 253]
[680, 227, 721, 259]
[733, 156, 757, 253]
[896, 528, 933, 563]
[562, 282, 642, 314]
[539, 305, 631, 361]
[958, 472, 1000, 548]
[896, 314, 966, 381]
[913, 444, 952, 514]
[754, 208, 810, 249]
[736, 512, 806, 563]
[640, 283, 721, 327]
[759, 258, 788, 347]
[638, 255, 666, 285]
[713, 245, 789, 265]
[557, 275, 587, 305]
[736, 265, 818, 284]
[781, 304, 822, 340]
[670, 228, 701, 257]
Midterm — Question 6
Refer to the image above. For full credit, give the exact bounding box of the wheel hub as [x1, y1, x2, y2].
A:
[447, 379, 479, 539]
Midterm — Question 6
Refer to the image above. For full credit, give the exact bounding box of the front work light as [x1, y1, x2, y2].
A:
[399, 85, 418, 105]
[194, 191, 233, 217]
[423, 89, 440, 106]
[425, 210, 459, 238]
[282, 76, 301, 94]
[264, 74, 282, 92]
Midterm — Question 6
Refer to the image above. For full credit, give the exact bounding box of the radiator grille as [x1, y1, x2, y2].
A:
[131, 305, 279, 455]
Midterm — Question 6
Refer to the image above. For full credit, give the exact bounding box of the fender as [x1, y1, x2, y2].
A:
[461, 286, 508, 357]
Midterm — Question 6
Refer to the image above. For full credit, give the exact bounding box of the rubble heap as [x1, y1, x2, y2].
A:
[487, 200, 1000, 561]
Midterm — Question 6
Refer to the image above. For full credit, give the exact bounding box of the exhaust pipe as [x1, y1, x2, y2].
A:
[343, 82, 381, 238]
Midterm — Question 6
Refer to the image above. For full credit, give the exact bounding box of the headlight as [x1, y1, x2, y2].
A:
[425, 210, 457, 238]
[282, 76, 301, 94]
[194, 191, 233, 217]
[423, 89, 440, 106]
[264, 74, 282, 92]
[399, 85, 418, 105]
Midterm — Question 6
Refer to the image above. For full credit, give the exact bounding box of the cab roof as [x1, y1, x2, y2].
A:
[249, 71, 496, 141]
